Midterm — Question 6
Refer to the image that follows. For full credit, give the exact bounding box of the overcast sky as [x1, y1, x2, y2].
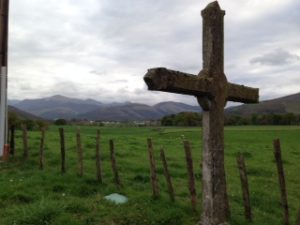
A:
[7, 0, 300, 105]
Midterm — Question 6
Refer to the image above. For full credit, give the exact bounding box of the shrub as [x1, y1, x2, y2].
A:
[54, 119, 68, 125]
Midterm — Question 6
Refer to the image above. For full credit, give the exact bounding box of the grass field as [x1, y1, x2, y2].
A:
[0, 125, 299, 225]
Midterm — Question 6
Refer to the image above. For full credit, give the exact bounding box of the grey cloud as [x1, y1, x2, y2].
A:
[134, 88, 146, 95]
[113, 79, 127, 84]
[250, 49, 300, 66]
[51, 81, 80, 93]
[83, 0, 202, 69]
[105, 79, 128, 84]
[46, 81, 112, 101]
[8, 0, 300, 104]
[226, 0, 300, 68]
[90, 70, 106, 76]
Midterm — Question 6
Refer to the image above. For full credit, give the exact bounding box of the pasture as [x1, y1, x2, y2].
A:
[0, 126, 299, 225]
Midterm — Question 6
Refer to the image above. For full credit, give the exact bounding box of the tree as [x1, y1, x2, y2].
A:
[8, 112, 20, 128]
[36, 120, 49, 130]
[8, 112, 21, 155]
[55, 119, 67, 125]
[161, 115, 175, 126]
[161, 112, 202, 126]
[22, 119, 36, 130]
[251, 114, 258, 125]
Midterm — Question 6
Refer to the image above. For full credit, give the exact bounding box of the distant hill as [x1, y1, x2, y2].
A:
[78, 102, 200, 121]
[9, 92, 300, 121]
[154, 102, 200, 115]
[8, 99, 21, 105]
[13, 95, 104, 120]
[10, 95, 200, 121]
[8, 105, 44, 121]
[226, 92, 300, 115]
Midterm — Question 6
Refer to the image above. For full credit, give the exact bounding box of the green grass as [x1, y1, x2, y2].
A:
[0, 125, 300, 225]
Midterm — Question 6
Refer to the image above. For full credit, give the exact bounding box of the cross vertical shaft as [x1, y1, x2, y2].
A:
[200, 2, 229, 225]
[201, 107, 229, 225]
[202, 2, 225, 74]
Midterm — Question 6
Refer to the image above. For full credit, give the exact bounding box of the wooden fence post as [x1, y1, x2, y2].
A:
[7, 125, 10, 145]
[59, 128, 66, 174]
[22, 126, 28, 159]
[76, 128, 83, 177]
[225, 178, 231, 220]
[96, 130, 103, 183]
[273, 138, 289, 225]
[39, 128, 45, 170]
[160, 147, 175, 202]
[147, 138, 159, 198]
[296, 209, 300, 225]
[109, 139, 121, 188]
[2, 144, 10, 161]
[237, 152, 252, 221]
[183, 140, 197, 211]
[9, 125, 15, 156]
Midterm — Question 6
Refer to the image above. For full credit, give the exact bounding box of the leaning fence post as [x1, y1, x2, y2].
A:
[237, 152, 252, 221]
[39, 128, 45, 170]
[147, 138, 159, 198]
[183, 140, 197, 211]
[109, 139, 121, 188]
[22, 126, 29, 159]
[96, 130, 103, 183]
[2, 144, 10, 161]
[296, 209, 300, 225]
[160, 147, 175, 202]
[59, 128, 66, 174]
[9, 125, 15, 156]
[273, 138, 289, 225]
[76, 128, 84, 177]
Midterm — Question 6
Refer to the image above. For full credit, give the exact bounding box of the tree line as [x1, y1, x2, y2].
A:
[8, 112, 49, 131]
[161, 112, 300, 126]
[9, 111, 300, 130]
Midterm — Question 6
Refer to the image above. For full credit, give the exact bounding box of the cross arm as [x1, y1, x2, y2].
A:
[227, 83, 259, 104]
[144, 67, 213, 98]
[144, 67, 259, 104]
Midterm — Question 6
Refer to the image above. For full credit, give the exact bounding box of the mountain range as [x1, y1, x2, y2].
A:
[8, 105, 45, 121]
[226, 92, 300, 116]
[10, 95, 104, 120]
[9, 95, 200, 121]
[8, 92, 300, 121]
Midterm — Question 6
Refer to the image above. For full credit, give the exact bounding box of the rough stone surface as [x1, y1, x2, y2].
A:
[199, 2, 229, 224]
[144, 68, 258, 104]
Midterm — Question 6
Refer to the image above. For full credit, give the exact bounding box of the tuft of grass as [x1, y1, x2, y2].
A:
[132, 174, 149, 183]
[65, 200, 89, 214]
[10, 192, 34, 204]
[52, 184, 66, 193]
[5, 199, 62, 225]
[73, 184, 98, 197]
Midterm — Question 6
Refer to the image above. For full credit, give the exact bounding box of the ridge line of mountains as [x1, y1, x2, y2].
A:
[8, 92, 300, 121]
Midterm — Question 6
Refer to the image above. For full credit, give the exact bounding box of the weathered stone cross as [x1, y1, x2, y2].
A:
[143, 2, 259, 225]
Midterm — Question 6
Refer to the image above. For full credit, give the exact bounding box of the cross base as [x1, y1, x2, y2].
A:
[198, 222, 229, 225]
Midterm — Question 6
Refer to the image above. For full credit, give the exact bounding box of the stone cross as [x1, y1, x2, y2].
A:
[143, 2, 259, 225]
